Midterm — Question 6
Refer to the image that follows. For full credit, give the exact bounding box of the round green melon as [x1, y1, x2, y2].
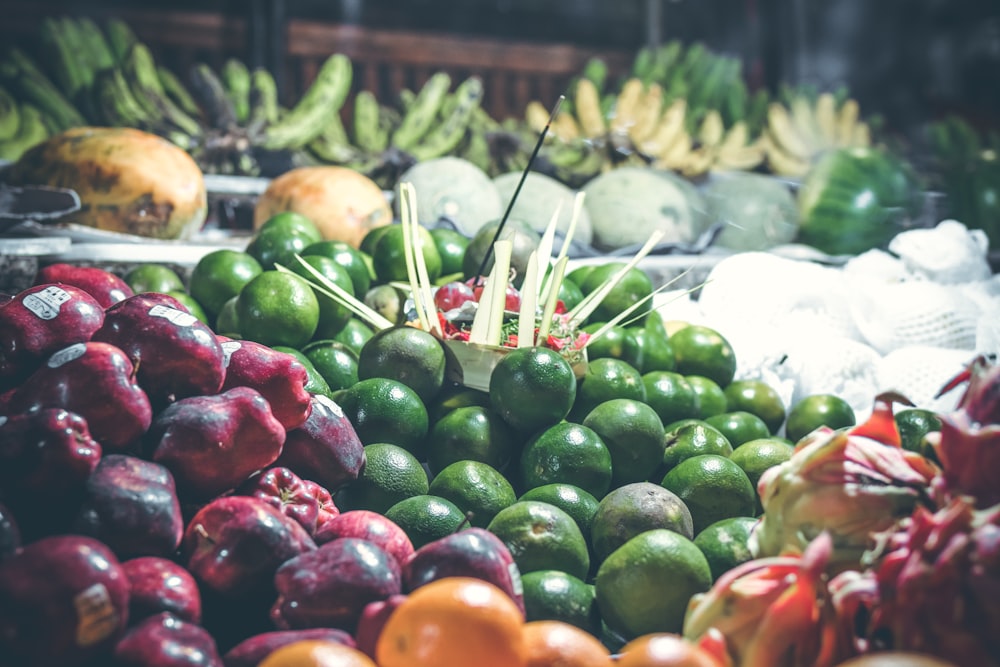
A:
[395, 157, 503, 237]
[705, 172, 800, 252]
[493, 171, 594, 247]
[797, 147, 923, 257]
[582, 167, 706, 251]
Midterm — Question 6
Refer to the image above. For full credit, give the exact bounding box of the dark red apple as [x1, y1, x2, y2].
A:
[470, 277, 521, 312]
[0, 283, 105, 390]
[403, 527, 525, 614]
[0, 534, 130, 666]
[313, 510, 414, 567]
[303, 479, 339, 531]
[433, 280, 476, 312]
[276, 394, 365, 493]
[0, 502, 20, 560]
[270, 537, 402, 632]
[237, 467, 320, 535]
[122, 557, 201, 625]
[218, 337, 312, 431]
[113, 612, 222, 667]
[8, 341, 153, 452]
[222, 628, 356, 667]
[34, 263, 134, 309]
[72, 455, 184, 560]
[182, 496, 315, 601]
[354, 594, 407, 660]
[93, 293, 225, 407]
[0, 408, 101, 499]
[148, 387, 285, 500]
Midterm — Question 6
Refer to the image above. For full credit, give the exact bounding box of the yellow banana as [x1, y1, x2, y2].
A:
[629, 83, 663, 144]
[762, 133, 811, 178]
[609, 77, 644, 134]
[637, 98, 686, 157]
[815, 92, 838, 148]
[714, 144, 765, 171]
[655, 130, 693, 170]
[790, 95, 823, 153]
[574, 78, 606, 138]
[680, 147, 715, 178]
[525, 100, 550, 134]
[836, 98, 860, 146]
[551, 110, 581, 142]
[852, 121, 871, 148]
[767, 102, 812, 161]
[718, 120, 749, 153]
[698, 110, 725, 148]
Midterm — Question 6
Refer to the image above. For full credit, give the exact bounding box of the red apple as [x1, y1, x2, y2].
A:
[218, 337, 313, 431]
[433, 280, 476, 312]
[34, 263, 134, 309]
[354, 594, 407, 660]
[469, 277, 522, 312]
[237, 467, 320, 535]
[223, 628, 356, 667]
[122, 557, 202, 625]
[313, 510, 414, 567]
[276, 394, 365, 493]
[0, 408, 101, 499]
[113, 612, 223, 667]
[303, 479, 339, 531]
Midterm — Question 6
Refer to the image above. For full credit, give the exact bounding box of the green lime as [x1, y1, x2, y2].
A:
[728, 438, 795, 515]
[428, 460, 517, 528]
[519, 422, 613, 500]
[189, 249, 263, 318]
[124, 264, 185, 294]
[565, 265, 596, 289]
[661, 419, 733, 477]
[486, 500, 590, 580]
[669, 324, 737, 388]
[302, 239, 373, 297]
[359, 223, 394, 257]
[372, 223, 442, 284]
[334, 443, 429, 514]
[556, 277, 585, 313]
[358, 326, 447, 403]
[245, 225, 316, 271]
[705, 411, 772, 449]
[272, 346, 334, 398]
[256, 211, 323, 244]
[426, 385, 491, 423]
[785, 393, 857, 443]
[489, 346, 577, 434]
[594, 528, 711, 638]
[579, 262, 654, 325]
[641, 371, 699, 426]
[235, 270, 319, 348]
[289, 254, 355, 339]
[426, 405, 518, 476]
[569, 357, 646, 423]
[337, 377, 429, 457]
[660, 455, 756, 535]
[215, 295, 240, 335]
[520, 570, 600, 635]
[589, 482, 694, 564]
[383, 494, 468, 549]
[518, 483, 600, 548]
[362, 284, 407, 326]
[894, 408, 943, 455]
[333, 318, 376, 356]
[582, 398, 665, 487]
[429, 227, 470, 277]
[161, 290, 209, 325]
[300, 339, 360, 392]
[686, 375, 728, 419]
[693, 516, 757, 582]
[723, 379, 787, 434]
[581, 323, 643, 369]
[630, 326, 675, 374]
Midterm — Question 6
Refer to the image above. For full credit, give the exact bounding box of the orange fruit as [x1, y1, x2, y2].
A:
[375, 576, 528, 667]
[259, 639, 377, 667]
[614, 633, 720, 667]
[522, 620, 611, 667]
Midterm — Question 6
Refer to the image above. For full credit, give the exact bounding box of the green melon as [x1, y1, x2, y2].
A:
[395, 157, 503, 237]
[582, 167, 707, 251]
[493, 171, 594, 247]
[704, 172, 800, 252]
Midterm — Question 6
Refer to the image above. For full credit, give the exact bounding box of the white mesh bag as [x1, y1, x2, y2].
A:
[842, 248, 917, 285]
[877, 344, 973, 413]
[887, 220, 992, 284]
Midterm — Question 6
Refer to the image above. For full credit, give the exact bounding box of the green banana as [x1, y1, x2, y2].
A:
[745, 88, 770, 136]
[221, 58, 251, 124]
[0, 48, 86, 130]
[648, 40, 683, 86]
[37, 17, 86, 99]
[248, 67, 280, 128]
[309, 111, 360, 164]
[470, 106, 500, 133]
[0, 86, 19, 141]
[352, 89, 387, 152]
[77, 16, 116, 73]
[123, 44, 202, 136]
[259, 52, 352, 150]
[408, 75, 483, 161]
[93, 66, 151, 128]
[391, 71, 451, 150]
[0, 104, 49, 162]
[157, 65, 201, 117]
[105, 18, 139, 66]
[582, 56, 609, 93]
[630, 46, 655, 83]
[189, 63, 238, 130]
[459, 126, 492, 173]
[398, 88, 416, 111]
[551, 144, 605, 187]
[61, 17, 98, 93]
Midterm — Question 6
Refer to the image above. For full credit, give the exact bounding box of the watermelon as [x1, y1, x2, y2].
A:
[582, 167, 707, 251]
[492, 171, 594, 247]
[394, 157, 503, 237]
[797, 147, 923, 256]
[704, 172, 800, 252]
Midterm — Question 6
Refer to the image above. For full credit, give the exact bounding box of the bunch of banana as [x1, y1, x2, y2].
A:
[762, 90, 872, 178]
[0, 84, 52, 162]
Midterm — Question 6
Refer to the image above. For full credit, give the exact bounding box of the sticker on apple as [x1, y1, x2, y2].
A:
[314, 393, 345, 418]
[48, 343, 87, 368]
[148, 304, 197, 327]
[73, 582, 120, 647]
[220, 340, 242, 367]
[22, 286, 72, 321]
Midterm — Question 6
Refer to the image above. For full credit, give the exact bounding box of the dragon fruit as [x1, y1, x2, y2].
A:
[752, 393, 938, 570]
[683, 532, 843, 667]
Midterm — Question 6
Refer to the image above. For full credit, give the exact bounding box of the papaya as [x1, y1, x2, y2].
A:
[5, 126, 207, 240]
